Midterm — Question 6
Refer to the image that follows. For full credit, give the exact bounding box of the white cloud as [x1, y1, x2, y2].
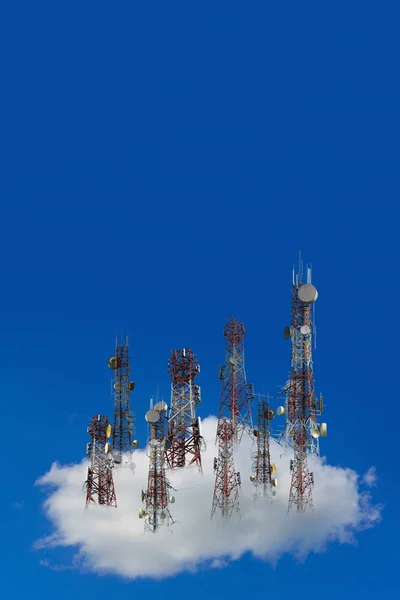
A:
[35, 416, 382, 580]
[362, 466, 377, 488]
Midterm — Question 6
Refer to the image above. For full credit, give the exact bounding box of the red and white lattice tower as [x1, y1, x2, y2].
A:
[250, 395, 277, 500]
[108, 337, 137, 467]
[279, 259, 327, 513]
[139, 401, 175, 532]
[84, 414, 117, 508]
[211, 317, 254, 520]
[165, 349, 205, 472]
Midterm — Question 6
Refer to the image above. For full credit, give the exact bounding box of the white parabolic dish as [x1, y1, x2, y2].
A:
[300, 325, 311, 335]
[145, 409, 160, 424]
[298, 284, 318, 303]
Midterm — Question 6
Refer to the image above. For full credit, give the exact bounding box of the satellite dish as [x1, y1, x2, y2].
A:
[228, 356, 238, 366]
[139, 508, 144, 519]
[141, 490, 146, 502]
[169, 496, 175, 504]
[272, 490, 277, 497]
[272, 478, 278, 487]
[113, 454, 122, 464]
[106, 424, 112, 438]
[320, 423, 327, 437]
[154, 401, 168, 412]
[104, 442, 111, 454]
[250, 475, 256, 482]
[144, 513, 150, 521]
[150, 439, 160, 447]
[300, 325, 311, 335]
[221, 450, 232, 459]
[271, 463, 277, 474]
[311, 428, 320, 439]
[160, 511, 167, 520]
[284, 326, 291, 340]
[114, 382, 121, 391]
[128, 381, 135, 391]
[145, 409, 160, 424]
[266, 409, 275, 420]
[108, 356, 120, 370]
[132, 440, 139, 448]
[253, 429, 259, 437]
[298, 284, 318, 303]
[277, 406, 285, 416]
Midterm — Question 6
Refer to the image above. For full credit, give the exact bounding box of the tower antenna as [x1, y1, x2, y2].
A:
[211, 317, 254, 521]
[108, 336, 138, 466]
[280, 259, 327, 512]
[165, 348, 205, 472]
[140, 401, 175, 532]
[84, 414, 117, 508]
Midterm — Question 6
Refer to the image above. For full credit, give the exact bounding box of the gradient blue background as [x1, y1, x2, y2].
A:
[0, 1, 397, 597]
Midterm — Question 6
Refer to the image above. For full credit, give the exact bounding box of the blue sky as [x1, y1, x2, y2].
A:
[0, 0, 398, 597]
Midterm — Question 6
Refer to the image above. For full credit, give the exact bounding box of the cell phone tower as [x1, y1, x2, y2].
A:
[250, 395, 278, 500]
[277, 257, 327, 513]
[108, 337, 138, 466]
[84, 414, 117, 508]
[165, 348, 205, 472]
[211, 317, 254, 521]
[139, 401, 176, 532]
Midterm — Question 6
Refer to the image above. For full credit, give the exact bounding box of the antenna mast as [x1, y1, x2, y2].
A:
[211, 317, 254, 520]
[250, 395, 277, 500]
[165, 348, 205, 472]
[84, 414, 117, 508]
[140, 401, 175, 532]
[280, 259, 327, 512]
[108, 337, 137, 466]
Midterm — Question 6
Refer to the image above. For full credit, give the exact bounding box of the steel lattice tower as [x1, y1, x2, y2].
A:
[165, 348, 204, 472]
[84, 414, 117, 508]
[140, 402, 175, 532]
[279, 259, 327, 513]
[211, 317, 254, 521]
[250, 395, 277, 500]
[108, 337, 137, 466]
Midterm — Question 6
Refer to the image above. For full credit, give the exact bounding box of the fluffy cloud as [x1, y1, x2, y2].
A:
[35, 416, 381, 580]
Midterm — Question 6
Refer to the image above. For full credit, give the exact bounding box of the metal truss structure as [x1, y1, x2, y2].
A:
[250, 395, 277, 500]
[84, 414, 117, 508]
[165, 348, 205, 472]
[140, 402, 175, 533]
[108, 337, 137, 466]
[211, 317, 254, 521]
[279, 259, 327, 513]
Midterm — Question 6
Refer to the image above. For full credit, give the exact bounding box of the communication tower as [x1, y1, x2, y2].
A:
[250, 395, 277, 500]
[165, 348, 205, 472]
[211, 317, 254, 520]
[277, 258, 327, 512]
[108, 337, 138, 466]
[139, 401, 176, 532]
[84, 414, 117, 508]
